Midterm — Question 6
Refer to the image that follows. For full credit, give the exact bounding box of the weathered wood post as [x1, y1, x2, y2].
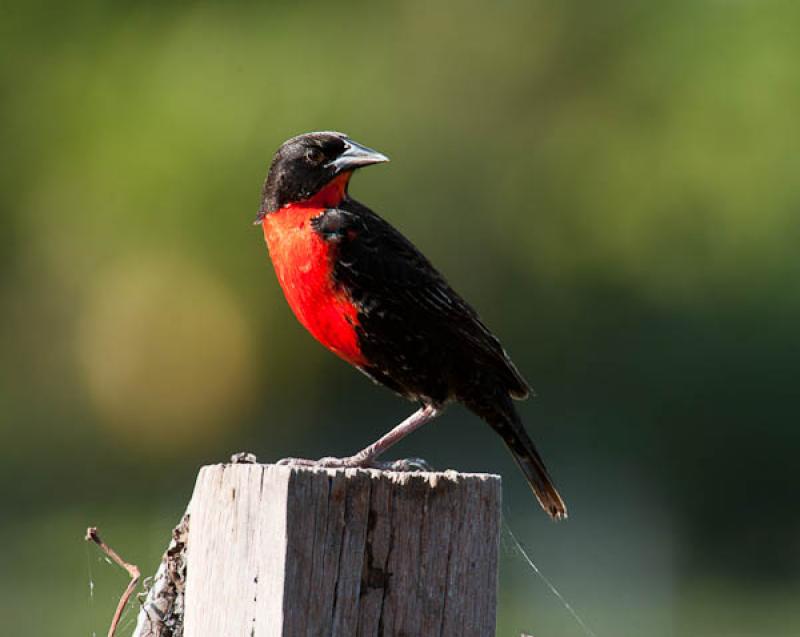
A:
[134, 461, 502, 637]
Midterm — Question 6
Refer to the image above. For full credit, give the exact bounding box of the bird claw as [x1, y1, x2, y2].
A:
[274, 456, 434, 472]
[230, 451, 258, 464]
[372, 457, 434, 472]
[275, 457, 319, 467]
[275, 456, 356, 468]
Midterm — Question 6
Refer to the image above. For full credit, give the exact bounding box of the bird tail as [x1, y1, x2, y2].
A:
[467, 395, 567, 521]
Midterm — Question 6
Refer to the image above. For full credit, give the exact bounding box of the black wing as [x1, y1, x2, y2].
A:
[311, 199, 531, 404]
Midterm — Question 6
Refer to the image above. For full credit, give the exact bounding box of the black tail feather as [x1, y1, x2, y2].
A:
[467, 394, 567, 520]
[504, 428, 568, 520]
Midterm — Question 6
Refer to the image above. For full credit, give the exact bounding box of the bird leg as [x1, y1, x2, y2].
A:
[278, 404, 443, 471]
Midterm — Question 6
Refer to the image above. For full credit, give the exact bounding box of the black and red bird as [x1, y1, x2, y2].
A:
[254, 132, 567, 520]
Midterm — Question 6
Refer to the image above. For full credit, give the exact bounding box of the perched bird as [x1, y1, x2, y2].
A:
[254, 132, 567, 520]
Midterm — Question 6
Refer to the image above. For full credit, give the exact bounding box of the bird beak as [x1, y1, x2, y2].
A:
[326, 139, 389, 173]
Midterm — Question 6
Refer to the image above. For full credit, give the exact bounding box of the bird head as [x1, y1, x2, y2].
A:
[256, 131, 389, 222]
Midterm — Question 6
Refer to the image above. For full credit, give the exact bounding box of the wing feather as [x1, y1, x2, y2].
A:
[312, 201, 531, 400]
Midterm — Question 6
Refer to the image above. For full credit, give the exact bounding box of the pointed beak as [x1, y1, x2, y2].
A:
[326, 139, 389, 173]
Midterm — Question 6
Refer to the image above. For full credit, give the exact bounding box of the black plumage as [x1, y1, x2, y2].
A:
[259, 131, 566, 519]
[311, 199, 566, 519]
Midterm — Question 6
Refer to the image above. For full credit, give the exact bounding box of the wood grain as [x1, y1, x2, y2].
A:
[181, 463, 501, 637]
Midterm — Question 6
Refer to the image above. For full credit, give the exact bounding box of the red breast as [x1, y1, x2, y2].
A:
[259, 173, 367, 368]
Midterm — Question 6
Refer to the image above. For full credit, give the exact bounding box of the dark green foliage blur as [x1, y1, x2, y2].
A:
[1, 1, 799, 635]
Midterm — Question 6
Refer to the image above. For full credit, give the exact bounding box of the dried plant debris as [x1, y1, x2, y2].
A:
[132, 513, 189, 637]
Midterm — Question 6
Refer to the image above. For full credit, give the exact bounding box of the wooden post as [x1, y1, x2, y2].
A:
[161, 462, 501, 637]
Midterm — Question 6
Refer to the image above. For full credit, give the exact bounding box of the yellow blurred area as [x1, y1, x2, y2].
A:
[76, 255, 255, 451]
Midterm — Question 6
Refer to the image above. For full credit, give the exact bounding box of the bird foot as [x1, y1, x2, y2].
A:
[276, 456, 433, 472]
[230, 451, 258, 464]
[373, 457, 434, 472]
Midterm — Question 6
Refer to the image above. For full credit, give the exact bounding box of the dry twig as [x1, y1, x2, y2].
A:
[85, 526, 141, 637]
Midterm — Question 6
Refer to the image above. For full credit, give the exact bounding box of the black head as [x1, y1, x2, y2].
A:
[256, 131, 389, 220]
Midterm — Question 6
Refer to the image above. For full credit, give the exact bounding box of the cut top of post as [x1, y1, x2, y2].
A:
[183, 463, 502, 637]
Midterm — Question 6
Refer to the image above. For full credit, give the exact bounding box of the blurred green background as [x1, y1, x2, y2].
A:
[2, 0, 799, 635]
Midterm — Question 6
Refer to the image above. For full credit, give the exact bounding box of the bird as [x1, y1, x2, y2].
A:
[254, 131, 567, 520]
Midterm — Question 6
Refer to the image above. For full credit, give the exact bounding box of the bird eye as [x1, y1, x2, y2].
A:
[305, 147, 325, 164]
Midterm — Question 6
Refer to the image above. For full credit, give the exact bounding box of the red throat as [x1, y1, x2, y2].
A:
[259, 172, 366, 368]
[301, 172, 352, 209]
